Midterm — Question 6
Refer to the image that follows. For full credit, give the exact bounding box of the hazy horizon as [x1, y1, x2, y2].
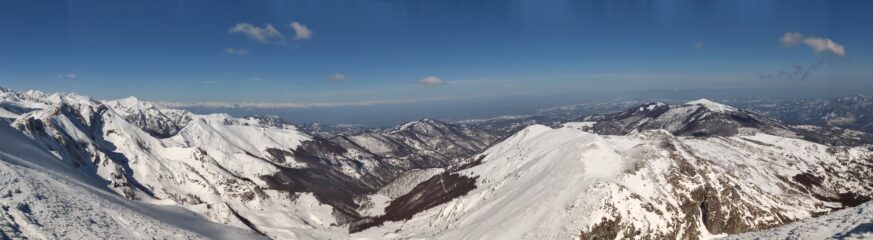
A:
[182, 85, 873, 126]
[2, 0, 872, 115]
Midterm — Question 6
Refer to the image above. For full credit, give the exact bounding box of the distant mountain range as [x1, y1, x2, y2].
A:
[737, 95, 873, 134]
[1, 87, 872, 239]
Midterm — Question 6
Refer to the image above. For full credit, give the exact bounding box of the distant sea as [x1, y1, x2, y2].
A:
[181, 86, 873, 127]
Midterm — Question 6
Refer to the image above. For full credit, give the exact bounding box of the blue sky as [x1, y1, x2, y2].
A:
[1, 0, 872, 108]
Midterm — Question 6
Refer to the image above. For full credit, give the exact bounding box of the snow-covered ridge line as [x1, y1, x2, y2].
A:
[1, 86, 502, 239]
[353, 123, 873, 239]
[1, 87, 346, 238]
[685, 98, 736, 113]
[0, 121, 265, 239]
[583, 98, 873, 146]
[3, 86, 873, 239]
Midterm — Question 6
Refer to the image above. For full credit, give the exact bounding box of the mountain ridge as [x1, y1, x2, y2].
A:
[0, 87, 500, 239]
[2, 87, 872, 239]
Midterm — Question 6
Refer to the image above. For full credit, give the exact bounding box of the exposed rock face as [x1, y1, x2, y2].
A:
[104, 97, 191, 138]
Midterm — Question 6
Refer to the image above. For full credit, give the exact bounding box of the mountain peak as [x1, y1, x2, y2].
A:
[390, 118, 446, 133]
[685, 98, 736, 112]
[638, 102, 668, 111]
[419, 118, 445, 125]
[590, 98, 785, 137]
[107, 96, 155, 109]
[117, 96, 141, 104]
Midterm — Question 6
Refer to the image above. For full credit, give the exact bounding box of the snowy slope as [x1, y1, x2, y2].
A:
[722, 201, 873, 239]
[3, 87, 872, 239]
[0, 90, 349, 238]
[1, 87, 500, 239]
[332, 118, 497, 169]
[104, 96, 192, 138]
[352, 122, 873, 239]
[11, 97, 359, 239]
[0, 108, 17, 119]
[0, 121, 264, 239]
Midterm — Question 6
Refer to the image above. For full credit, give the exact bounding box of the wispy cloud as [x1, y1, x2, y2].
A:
[760, 59, 829, 82]
[289, 22, 312, 40]
[222, 48, 251, 55]
[780, 32, 846, 57]
[779, 32, 804, 46]
[763, 32, 847, 81]
[329, 73, 347, 81]
[57, 73, 77, 79]
[228, 23, 284, 44]
[417, 76, 446, 85]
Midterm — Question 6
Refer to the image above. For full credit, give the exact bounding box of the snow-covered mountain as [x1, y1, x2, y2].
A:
[739, 94, 873, 134]
[454, 101, 646, 139]
[332, 118, 497, 169]
[2, 87, 872, 240]
[0, 87, 497, 239]
[582, 99, 873, 146]
[104, 96, 192, 138]
[0, 111, 264, 239]
[348, 99, 873, 239]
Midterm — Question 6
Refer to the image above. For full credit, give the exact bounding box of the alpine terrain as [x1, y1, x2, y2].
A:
[1, 87, 872, 239]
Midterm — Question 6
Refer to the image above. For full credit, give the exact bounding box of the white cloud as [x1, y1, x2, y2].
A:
[779, 32, 804, 46]
[228, 23, 284, 44]
[417, 76, 446, 85]
[289, 22, 312, 40]
[779, 32, 846, 57]
[802, 37, 846, 57]
[329, 73, 347, 81]
[222, 48, 251, 55]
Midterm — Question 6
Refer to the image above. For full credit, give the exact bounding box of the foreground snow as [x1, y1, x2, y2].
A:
[722, 201, 873, 239]
[0, 122, 264, 239]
